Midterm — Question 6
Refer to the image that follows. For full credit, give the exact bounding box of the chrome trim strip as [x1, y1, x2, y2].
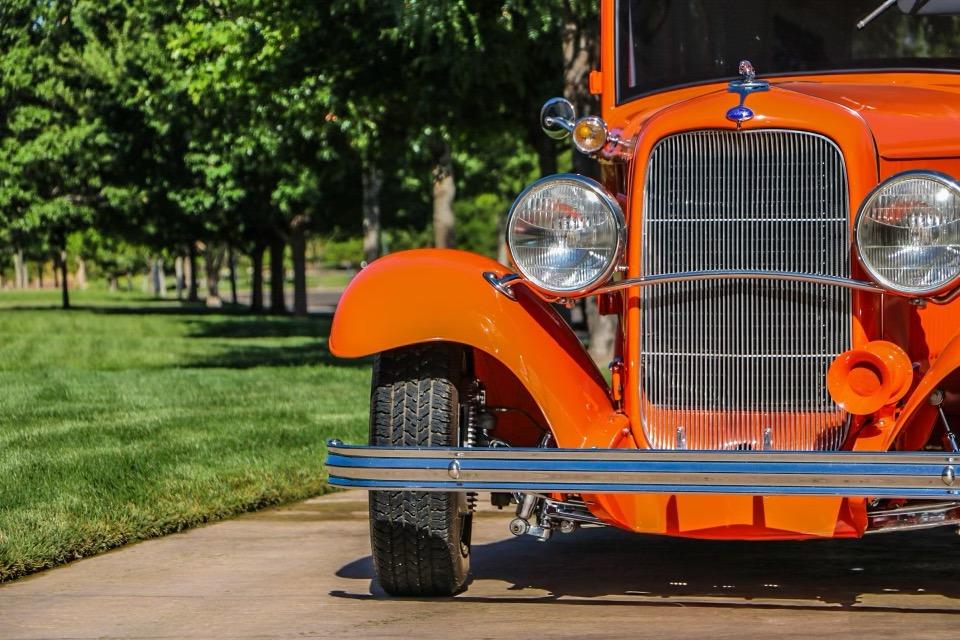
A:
[868, 501, 960, 517]
[325, 443, 960, 499]
[493, 270, 891, 297]
[595, 271, 886, 295]
[330, 444, 953, 464]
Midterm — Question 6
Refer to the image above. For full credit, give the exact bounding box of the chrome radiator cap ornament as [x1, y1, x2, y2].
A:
[726, 59, 769, 127]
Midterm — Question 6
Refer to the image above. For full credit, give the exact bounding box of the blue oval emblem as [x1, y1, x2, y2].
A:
[726, 105, 754, 123]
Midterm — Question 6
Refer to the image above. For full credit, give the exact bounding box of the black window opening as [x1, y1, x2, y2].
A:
[617, 0, 960, 103]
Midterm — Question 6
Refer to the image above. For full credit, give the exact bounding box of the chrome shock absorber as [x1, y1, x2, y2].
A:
[461, 380, 487, 512]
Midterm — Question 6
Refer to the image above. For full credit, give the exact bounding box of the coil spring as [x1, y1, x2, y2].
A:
[462, 381, 485, 512]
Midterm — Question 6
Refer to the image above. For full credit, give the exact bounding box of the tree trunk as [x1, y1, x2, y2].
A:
[432, 142, 456, 249]
[250, 243, 265, 312]
[269, 235, 286, 314]
[174, 256, 184, 300]
[291, 216, 309, 317]
[562, 13, 599, 179]
[36, 262, 43, 289]
[150, 257, 167, 299]
[562, 15, 595, 116]
[362, 166, 382, 264]
[534, 133, 558, 177]
[59, 249, 70, 309]
[187, 244, 199, 302]
[204, 244, 224, 308]
[14, 249, 26, 289]
[53, 256, 60, 288]
[227, 245, 238, 305]
[75, 256, 87, 289]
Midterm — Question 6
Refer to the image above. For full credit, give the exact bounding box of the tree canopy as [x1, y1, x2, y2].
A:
[0, 1, 591, 311]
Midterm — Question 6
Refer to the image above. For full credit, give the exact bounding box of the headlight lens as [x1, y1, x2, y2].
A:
[506, 174, 625, 295]
[855, 171, 960, 295]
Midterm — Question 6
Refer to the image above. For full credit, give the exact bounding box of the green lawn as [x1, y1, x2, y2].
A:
[0, 288, 369, 581]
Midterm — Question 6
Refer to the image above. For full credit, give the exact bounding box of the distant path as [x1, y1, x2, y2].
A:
[2, 490, 960, 639]
[234, 287, 342, 314]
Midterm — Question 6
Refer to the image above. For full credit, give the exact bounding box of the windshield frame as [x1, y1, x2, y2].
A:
[614, 0, 960, 105]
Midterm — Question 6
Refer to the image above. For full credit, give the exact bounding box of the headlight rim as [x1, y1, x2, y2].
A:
[505, 173, 626, 297]
[854, 169, 960, 297]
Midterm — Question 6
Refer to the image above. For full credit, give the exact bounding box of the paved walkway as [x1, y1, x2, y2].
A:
[234, 288, 342, 314]
[2, 490, 960, 639]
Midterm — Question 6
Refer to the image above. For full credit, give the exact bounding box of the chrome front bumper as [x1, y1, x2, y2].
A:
[326, 442, 960, 499]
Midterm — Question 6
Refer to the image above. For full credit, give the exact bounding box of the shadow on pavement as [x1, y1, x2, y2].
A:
[333, 526, 960, 612]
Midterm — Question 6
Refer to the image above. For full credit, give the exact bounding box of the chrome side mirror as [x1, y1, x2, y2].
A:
[540, 97, 576, 140]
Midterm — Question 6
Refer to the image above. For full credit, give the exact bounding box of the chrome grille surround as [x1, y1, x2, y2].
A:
[640, 129, 851, 451]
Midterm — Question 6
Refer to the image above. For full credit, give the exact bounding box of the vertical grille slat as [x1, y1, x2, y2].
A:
[640, 130, 850, 452]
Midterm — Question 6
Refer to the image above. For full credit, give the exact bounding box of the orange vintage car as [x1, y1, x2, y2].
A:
[325, 0, 960, 596]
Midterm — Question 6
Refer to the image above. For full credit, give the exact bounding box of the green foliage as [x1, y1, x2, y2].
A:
[66, 229, 147, 279]
[319, 237, 363, 268]
[0, 0, 592, 278]
[383, 227, 433, 254]
[453, 193, 506, 258]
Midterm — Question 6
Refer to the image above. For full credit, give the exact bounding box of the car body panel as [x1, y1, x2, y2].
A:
[328, 249, 629, 449]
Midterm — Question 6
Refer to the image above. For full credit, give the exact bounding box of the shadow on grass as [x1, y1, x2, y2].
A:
[185, 341, 370, 369]
[181, 311, 369, 369]
[186, 314, 333, 339]
[90, 301, 253, 316]
[0, 298, 369, 369]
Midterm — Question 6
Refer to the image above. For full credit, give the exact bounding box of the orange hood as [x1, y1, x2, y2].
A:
[613, 73, 960, 163]
[777, 80, 960, 160]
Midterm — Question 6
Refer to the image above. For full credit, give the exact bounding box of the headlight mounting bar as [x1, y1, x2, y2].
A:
[485, 269, 907, 301]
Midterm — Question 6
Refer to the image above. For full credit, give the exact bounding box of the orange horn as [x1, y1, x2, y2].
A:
[827, 341, 913, 416]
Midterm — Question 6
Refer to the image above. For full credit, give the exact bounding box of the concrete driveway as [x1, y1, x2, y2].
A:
[234, 288, 342, 314]
[2, 490, 960, 639]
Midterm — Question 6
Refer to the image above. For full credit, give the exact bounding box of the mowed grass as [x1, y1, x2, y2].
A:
[0, 288, 369, 581]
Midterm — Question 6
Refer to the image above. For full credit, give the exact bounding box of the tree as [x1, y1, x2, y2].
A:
[0, 0, 127, 308]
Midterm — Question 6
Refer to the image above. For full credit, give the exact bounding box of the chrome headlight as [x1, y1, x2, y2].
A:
[855, 171, 960, 296]
[506, 174, 625, 295]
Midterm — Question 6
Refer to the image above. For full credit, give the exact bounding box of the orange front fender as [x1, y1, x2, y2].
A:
[329, 249, 628, 448]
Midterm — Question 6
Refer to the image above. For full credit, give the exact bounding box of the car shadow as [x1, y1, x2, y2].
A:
[332, 525, 960, 612]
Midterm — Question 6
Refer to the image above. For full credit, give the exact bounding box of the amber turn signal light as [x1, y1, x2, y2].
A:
[572, 116, 608, 154]
[827, 341, 913, 415]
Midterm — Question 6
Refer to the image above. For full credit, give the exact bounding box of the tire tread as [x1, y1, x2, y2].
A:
[368, 343, 469, 596]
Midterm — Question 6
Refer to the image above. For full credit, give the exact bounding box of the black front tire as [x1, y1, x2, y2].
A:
[368, 343, 472, 597]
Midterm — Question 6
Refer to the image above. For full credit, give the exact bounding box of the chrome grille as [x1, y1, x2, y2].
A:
[640, 130, 850, 451]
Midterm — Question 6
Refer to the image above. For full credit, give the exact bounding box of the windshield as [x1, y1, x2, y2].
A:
[617, 0, 960, 102]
